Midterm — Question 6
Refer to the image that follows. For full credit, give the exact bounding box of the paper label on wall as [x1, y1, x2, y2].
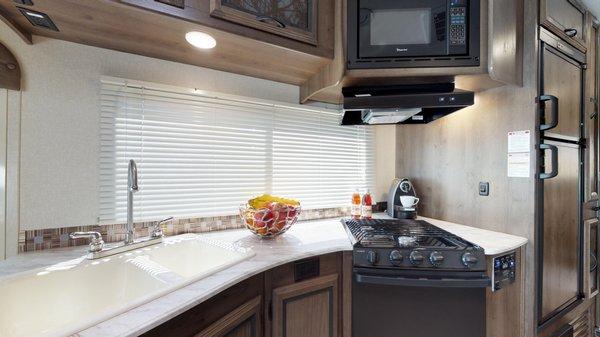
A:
[507, 153, 530, 178]
[508, 130, 531, 153]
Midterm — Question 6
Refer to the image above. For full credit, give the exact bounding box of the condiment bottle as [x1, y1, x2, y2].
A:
[351, 189, 361, 219]
[361, 190, 373, 219]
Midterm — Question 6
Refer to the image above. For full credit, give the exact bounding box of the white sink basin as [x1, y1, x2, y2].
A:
[0, 234, 254, 337]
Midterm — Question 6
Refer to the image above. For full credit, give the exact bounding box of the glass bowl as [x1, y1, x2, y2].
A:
[239, 203, 301, 238]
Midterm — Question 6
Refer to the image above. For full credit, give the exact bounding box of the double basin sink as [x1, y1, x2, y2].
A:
[0, 234, 254, 337]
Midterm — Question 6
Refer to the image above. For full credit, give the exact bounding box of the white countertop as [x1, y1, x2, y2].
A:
[0, 214, 527, 337]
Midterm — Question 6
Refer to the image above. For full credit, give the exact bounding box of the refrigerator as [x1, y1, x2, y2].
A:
[536, 28, 586, 327]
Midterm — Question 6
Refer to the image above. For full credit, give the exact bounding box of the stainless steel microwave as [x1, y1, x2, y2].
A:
[347, 0, 480, 69]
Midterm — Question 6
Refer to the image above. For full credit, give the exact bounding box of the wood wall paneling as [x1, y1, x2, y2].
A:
[0, 43, 20, 91]
[395, 0, 538, 333]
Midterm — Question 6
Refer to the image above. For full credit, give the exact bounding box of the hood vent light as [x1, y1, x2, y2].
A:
[18, 8, 58, 31]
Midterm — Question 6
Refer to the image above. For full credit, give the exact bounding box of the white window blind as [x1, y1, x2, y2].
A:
[99, 79, 374, 224]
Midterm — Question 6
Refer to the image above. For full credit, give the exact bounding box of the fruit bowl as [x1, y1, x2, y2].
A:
[239, 203, 301, 238]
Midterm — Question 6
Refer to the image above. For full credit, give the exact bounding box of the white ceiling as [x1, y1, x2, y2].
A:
[581, 0, 600, 18]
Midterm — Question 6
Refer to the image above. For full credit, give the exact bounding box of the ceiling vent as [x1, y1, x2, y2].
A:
[18, 8, 58, 31]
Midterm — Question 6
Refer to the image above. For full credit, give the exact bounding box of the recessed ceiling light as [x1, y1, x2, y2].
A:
[185, 31, 216, 50]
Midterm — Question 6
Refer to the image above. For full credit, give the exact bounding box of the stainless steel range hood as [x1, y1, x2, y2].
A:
[341, 83, 475, 125]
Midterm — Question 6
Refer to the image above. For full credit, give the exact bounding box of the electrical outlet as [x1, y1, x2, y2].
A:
[479, 182, 489, 196]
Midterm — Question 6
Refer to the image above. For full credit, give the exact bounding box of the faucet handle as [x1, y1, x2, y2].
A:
[151, 217, 173, 238]
[70, 231, 104, 253]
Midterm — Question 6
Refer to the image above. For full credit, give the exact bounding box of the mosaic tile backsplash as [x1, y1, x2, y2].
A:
[18, 207, 350, 253]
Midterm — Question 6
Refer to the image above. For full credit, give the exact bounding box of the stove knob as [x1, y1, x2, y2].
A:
[389, 250, 403, 265]
[429, 251, 445, 267]
[409, 251, 424, 265]
[366, 250, 379, 265]
[462, 252, 478, 267]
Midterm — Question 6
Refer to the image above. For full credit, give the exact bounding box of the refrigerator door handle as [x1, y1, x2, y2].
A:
[538, 95, 559, 131]
[539, 144, 559, 179]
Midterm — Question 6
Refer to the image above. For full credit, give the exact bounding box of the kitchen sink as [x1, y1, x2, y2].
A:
[0, 234, 254, 337]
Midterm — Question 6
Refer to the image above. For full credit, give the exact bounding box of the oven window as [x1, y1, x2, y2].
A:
[369, 8, 431, 45]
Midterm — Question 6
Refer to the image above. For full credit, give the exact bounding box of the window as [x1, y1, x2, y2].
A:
[99, 78, 374, 224]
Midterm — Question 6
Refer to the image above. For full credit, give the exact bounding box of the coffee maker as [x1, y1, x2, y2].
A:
[387, 178, 418, 219]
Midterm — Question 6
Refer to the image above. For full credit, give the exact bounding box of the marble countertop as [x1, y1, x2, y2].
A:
[0, 214, 527, 337]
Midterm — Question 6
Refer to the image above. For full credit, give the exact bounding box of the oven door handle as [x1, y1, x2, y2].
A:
[355, 273, 491, 288]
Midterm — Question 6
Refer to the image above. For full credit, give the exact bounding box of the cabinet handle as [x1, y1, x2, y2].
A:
[537, 95, 559, 131]
[539, 144, 559, 180]
[564, 28, 578, 38]
[256, 15, 286, 28]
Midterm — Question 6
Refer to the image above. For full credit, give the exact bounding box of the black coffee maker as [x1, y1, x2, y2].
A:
[387, 178, 418, 219]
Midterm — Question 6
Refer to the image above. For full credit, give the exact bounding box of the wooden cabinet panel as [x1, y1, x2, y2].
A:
[272, 274, 339, 337]
[584, 18, 599, 211]
[542, 46, 583, 140]
[541, 141, 581, 320]
[140, 274, 264, 337]
[541, 0, 586, 51]
[209, 0, 317, 45]
[195, 296, 262, 337]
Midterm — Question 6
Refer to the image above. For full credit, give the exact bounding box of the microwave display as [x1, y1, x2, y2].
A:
[347, 0, 480, 69]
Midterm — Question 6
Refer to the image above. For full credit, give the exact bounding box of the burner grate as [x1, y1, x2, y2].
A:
[343, 218, 474, 249]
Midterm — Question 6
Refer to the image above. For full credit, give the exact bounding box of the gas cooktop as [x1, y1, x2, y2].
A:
[342, 218, 486, 271]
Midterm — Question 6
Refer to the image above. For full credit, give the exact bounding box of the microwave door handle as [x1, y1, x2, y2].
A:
[537, 95, 559, 131]
[539, 144, 559, 180]
[354, 273, 491, 288]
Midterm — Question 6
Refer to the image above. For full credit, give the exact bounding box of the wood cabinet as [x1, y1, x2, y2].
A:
[118, 0, 333, 58]
[265, 253, 343, 337]
[140, 274, 264, 337]
[540, 0, 586, 51]
[195, 296, 262, 337]
[209, 0, 318, 45]
[271, 274, 338, 337]
[141, 253, 344, 337]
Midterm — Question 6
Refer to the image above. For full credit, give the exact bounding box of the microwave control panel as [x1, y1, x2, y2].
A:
[492, 252, 517, 292]
[449, 0, 468, 45]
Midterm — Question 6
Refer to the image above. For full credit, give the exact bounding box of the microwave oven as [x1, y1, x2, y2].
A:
[347, 0, 480, 69]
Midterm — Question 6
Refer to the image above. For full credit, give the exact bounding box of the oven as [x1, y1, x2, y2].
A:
[347, 0, 480, 69]
[352, 268, 489, 337]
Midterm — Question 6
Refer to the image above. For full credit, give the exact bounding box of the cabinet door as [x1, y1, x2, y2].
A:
[540, 140, 582, 321]
[541, 41, 584, 140]
[210, 0, 318, 45]
[140, 274, 264, 337]
[271, 274, 339, 337]
[195, 296, 262, 337]
[588, 219, 599, 297]
[540, 0, 586, 50]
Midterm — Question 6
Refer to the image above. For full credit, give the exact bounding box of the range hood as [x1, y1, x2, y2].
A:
[341, 83, 474, 125]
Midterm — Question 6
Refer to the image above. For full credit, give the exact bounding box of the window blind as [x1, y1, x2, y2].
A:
[99, 79, 374, 224]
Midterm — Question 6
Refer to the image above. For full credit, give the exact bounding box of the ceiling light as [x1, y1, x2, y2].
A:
[185, 31, 216, 50]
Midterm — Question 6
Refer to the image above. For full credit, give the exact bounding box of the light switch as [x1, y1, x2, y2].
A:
[479, 182, 489, 196]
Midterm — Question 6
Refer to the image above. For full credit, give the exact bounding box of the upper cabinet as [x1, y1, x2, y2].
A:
[0, 0, 334, 87]
[540, 0, 587, 52]
[209, 0, 318, 45]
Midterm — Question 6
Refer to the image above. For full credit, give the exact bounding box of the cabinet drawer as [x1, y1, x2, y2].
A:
[541, 0, 586, 50]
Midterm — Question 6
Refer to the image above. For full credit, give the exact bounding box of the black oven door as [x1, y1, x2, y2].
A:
[355, 0, 450, 59]
[353, 269, 489, 337]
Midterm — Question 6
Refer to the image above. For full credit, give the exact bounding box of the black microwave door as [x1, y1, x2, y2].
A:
[357, 0, 449, 58]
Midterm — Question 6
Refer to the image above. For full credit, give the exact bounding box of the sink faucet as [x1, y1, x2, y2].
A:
[69, 159, 172, 259]
[126, 159, 139, 244]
